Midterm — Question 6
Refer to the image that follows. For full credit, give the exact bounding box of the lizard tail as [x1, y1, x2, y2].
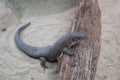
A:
[14, 22, 39, 58]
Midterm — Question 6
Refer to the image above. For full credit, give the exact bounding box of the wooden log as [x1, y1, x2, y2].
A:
[58, 0, 101, 80]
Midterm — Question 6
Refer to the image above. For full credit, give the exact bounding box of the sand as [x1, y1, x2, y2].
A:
[96, 0, 120, 80]
[0, 0, 120, 80]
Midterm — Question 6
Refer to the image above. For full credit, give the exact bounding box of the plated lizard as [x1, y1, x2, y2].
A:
[14, 22, 86, 69]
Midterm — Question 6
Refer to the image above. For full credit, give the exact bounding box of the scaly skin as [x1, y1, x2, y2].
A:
[15, 22, 86, 69]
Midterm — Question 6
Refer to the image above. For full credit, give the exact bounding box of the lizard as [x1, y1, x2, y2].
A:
[14, 22, 86, 69]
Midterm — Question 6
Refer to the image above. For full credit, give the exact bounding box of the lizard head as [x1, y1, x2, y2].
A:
[71, 31, 86, 41]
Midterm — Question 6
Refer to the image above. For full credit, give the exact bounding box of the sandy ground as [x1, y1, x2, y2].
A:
[96, 0, 120, 80]
[0, 0, 120, 80]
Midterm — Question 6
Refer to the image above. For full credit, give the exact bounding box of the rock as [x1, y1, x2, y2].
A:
[0, 2, 19, 30]
[7, 0, 78, 17]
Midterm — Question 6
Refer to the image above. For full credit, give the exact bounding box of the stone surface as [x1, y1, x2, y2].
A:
[7, 0, 78, 18]
[0, 2, 19, 30]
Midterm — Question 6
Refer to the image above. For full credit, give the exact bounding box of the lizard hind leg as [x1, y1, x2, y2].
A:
[39, 57, 48, 71]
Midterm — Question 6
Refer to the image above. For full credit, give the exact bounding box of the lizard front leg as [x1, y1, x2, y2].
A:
[62, 41, 79, 56]
[62, 47, 76, 67]
[62, 47, 74, 56]
[68, 41, 79, 48]
[39, 57, 48, 71]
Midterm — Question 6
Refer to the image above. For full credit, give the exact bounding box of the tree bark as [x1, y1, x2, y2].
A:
[58, 0, 101, 80]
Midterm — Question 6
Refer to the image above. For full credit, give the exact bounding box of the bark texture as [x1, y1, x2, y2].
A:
[58, 0, 101, 80]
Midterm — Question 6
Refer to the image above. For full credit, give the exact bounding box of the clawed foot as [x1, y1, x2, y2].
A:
[43, 65, 48, 72]
[67, 62, 76, 67]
